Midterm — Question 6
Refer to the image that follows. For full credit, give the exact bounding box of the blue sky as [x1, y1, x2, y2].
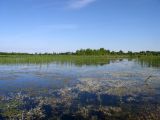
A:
[0, 0, 160, 53]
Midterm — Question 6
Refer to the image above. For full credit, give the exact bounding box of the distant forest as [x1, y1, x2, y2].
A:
[0, 48, 160, 56]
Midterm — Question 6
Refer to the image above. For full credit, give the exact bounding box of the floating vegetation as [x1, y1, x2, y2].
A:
[0, 58, 160, 119]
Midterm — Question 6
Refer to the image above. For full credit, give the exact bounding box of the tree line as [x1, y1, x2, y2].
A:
[75, 48, 160, 56]
[0, 48, 160, 56]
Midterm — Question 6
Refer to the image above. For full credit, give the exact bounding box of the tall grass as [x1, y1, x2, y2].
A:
[136, 56, 160, 68]
[0, 55, 159, 67]
[0, 55, 119, 65]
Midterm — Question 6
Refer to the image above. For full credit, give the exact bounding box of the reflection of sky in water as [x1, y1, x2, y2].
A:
[0, 59, 160, 96]
[0, 59, 160, 119]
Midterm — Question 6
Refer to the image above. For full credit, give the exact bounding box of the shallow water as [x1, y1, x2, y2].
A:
[0, 59, 160, 120]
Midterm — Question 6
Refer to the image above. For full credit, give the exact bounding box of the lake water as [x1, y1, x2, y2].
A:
[0, 58, 160, 120]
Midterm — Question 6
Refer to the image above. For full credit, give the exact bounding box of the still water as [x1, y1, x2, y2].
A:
[0, 59, 160, 120]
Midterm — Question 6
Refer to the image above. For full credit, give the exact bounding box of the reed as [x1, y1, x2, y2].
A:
[0, 55, 117, 65]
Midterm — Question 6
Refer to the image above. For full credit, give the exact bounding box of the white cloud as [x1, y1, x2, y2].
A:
[69, 0, 96, 9]
[23, 0, 96, 10]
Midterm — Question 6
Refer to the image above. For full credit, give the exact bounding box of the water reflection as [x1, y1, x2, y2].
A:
[0, 58, 160, 119]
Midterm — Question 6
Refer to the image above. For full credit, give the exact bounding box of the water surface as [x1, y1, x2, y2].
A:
[0, 58, 160, 120]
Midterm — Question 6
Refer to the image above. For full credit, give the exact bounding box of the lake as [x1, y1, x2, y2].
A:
[0, 58, 160, 120]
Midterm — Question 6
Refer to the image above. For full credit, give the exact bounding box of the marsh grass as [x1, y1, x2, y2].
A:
[0, 55, 160, 67]
[137, 56, 160, 68]
[0, 55, 116, 65]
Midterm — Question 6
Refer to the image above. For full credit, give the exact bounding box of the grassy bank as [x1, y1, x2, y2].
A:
[0, 55, 128, 65]
[0, 54, 160, 67]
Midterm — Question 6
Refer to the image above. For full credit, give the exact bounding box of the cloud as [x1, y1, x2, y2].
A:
[23, 0, 96, 10]
[68, 0, 96, 9]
